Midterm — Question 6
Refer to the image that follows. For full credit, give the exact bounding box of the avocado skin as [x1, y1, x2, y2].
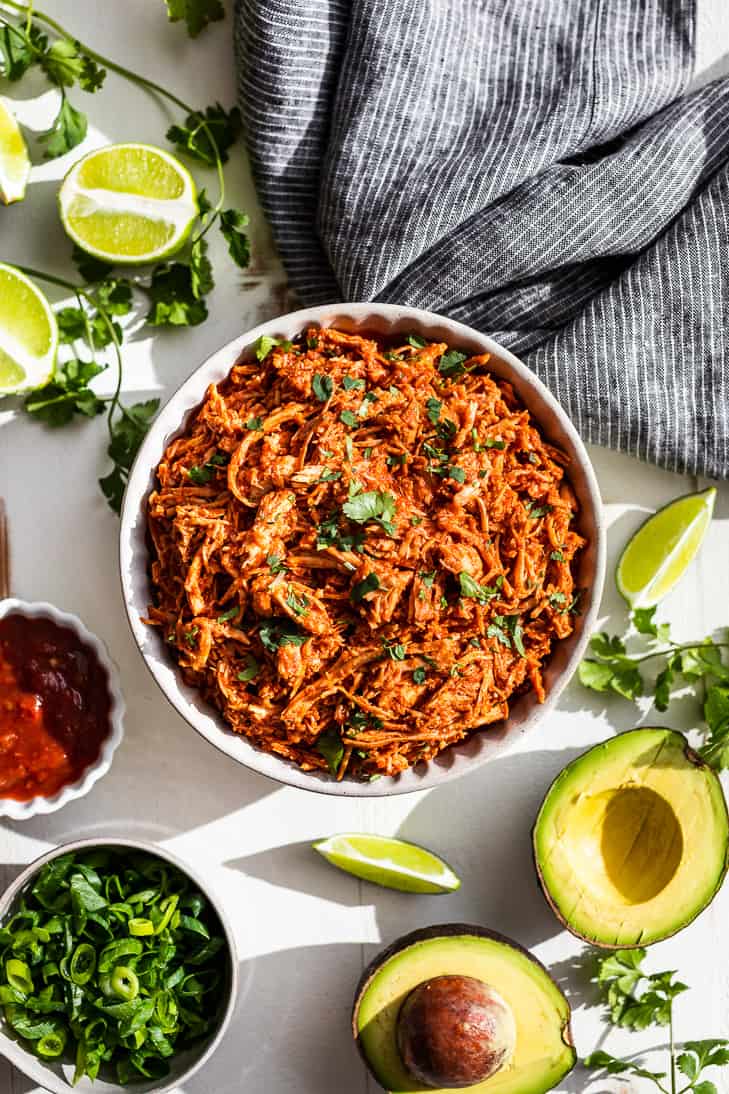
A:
[352, 924, 575, 1092]
[532, 728, 729, 949]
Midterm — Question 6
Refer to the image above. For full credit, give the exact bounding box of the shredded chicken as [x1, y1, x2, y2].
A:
[146, 327, 585, 780]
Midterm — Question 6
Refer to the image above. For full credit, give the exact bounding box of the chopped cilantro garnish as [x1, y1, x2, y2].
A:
[237, 654, 260, 682]
[351, 573, 380, 601]
[387, 453, 407, 468]
[266, 553, 288, 574]
[413, 666, 427, 684]
[458, 571, 501, 604]
[382, 639, 406, 661]
[246, 416, 263, 431]
[411, 516, 423, 526]
[426, 396, 442, 424]
[285, 588, 309, 616]
[342, 374, 365, 391]
[342, 488, 397, 536]
[438, 349, 470, 378]
[420, 570, 436, 587]
[258, 619, 308, 650]
[183, 626, 199, 647]
[188, 465, 212, 484]
[549, 591, 568, 609]
[448, 466, 466, 484]
[217, 606, 238, 622]
[312, 373, 333, 402]
[550, 550, 565, 562]
[340, 410, 358, 428]
[315, 727, 343, 775]
[319, 469, 342, 482]
[527, 502, 552, 518]
[406, 334, 427, 349]
[487, 615, 512, 648]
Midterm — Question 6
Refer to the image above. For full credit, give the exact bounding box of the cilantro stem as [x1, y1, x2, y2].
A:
[623, 641, 729, 664]
[0, 1, 226, 221]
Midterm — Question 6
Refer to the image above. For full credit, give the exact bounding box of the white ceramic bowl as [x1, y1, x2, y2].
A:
[120, 303, 606, 796]
[0, 598, 125, 818]
[0, 837, 238, 1093]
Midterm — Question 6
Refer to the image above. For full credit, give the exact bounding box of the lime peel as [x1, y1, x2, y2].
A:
[313, 832, 461, 894]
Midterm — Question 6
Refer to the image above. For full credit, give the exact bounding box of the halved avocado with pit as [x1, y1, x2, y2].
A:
[533, 728, 729, 948]
[353, 924, 575, 1094]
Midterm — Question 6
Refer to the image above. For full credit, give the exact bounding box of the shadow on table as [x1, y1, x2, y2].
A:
[227, 744, 588, 951]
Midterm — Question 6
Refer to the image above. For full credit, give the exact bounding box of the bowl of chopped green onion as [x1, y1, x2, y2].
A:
[0, 838, 238, 1091]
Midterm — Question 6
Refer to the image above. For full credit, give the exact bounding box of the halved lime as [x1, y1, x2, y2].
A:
[0, 264, 58, 394]
[616, 487, 716, 608]
[313, 833, 461, 894]
[0, 98, 30, 205]
[58, 143, 198, 265]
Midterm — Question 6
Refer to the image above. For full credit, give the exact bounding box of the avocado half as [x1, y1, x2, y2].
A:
[533, 728, 729, 948]
[352, 924, 576, 1094]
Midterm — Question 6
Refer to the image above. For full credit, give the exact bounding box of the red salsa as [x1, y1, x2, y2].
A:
[0, 613, 111, 801]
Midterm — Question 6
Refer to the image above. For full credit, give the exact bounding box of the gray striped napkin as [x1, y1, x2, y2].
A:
[235, 0, 729, 479]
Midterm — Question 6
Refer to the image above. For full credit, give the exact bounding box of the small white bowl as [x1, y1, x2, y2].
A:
[0, 837, 238, 1093]
[0, 598, 125, 818]
[120, 303, 606, 797]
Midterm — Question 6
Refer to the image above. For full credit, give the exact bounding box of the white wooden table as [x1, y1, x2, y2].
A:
[1, 3, 728, 1091]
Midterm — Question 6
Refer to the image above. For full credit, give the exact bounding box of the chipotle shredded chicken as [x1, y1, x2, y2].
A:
[146, 327, 585, 780]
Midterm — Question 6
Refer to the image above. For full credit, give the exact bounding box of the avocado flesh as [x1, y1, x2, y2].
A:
[534, 728, 729, 947]
[355, 932, 575, 1094]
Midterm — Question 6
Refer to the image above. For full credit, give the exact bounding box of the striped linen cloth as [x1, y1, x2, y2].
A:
[235, 0, 729, 479]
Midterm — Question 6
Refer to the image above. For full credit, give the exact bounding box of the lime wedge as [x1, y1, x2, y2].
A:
[313, 833, 461, 894]
[616, 487, 716, 608]
[58, 143, 198, 265]
[0, 98, 30, 204]
[0, 264, 58, 394]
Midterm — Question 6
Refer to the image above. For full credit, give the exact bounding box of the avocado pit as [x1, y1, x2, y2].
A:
[397, 974, 516, 1088]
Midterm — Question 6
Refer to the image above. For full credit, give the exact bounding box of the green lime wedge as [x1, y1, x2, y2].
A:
[0, 264, 58, 394]
[0, 98, 30, 204]
[58, 143, 198, 265]
[313, 833, 461, 894]
[616, 487, 716, 608]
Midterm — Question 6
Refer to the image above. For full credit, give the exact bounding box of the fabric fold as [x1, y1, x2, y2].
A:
[236, 0, 729, 478]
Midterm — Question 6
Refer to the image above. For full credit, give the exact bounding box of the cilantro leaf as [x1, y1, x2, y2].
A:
[312, 373, 333, 402]
[258, 619, 308, 651]
[0, 23, 37, 81]
[237, 654, 259, 683]
[406, 334, 427, 349]
[584, 1051, 667, 1086]
[24, 359, 107, 426]
[342, 489, 397, 535]
[190, 236, 214, 298]
[315, 728, 344, 776]
[71, 245, 113, 284]
[146, 263, 208, 327]
[40, 95, 87, 159]
[438, 349, 469, 378]
[41, 38, 105, 92]
[342, 375, 364, 391]
[167, 103, 241, 166]
[99, 400, 159, 514]
[351, 573, 380, 602]
[219, 208, 250, 268]
[633, 606, 671, 642]
[340, 410, 358, 428]
[458, 571, 501, 605]
[425, 396, 442, 424]
[164, 0, 225, 36]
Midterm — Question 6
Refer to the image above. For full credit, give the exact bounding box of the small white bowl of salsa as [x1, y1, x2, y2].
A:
[0, 599, 124, 818]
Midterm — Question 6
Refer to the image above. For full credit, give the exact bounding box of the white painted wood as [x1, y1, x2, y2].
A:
[0, 2, 727, 1091]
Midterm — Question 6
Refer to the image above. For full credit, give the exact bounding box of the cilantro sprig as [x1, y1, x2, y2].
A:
[579, 606, 729, 767]
[585, 949, 729, 1094]
[19, 267, 158, 513]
